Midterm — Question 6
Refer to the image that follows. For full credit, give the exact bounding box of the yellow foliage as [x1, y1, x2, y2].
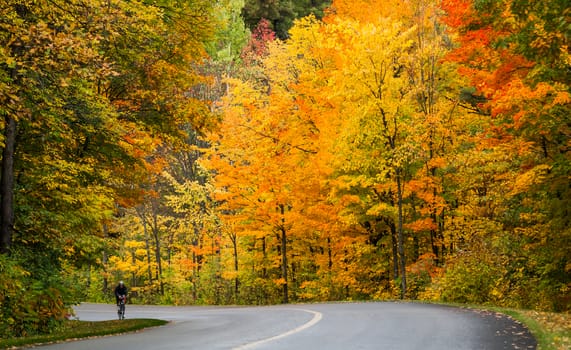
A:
[124, 240, 145, 249]
[510, 164, 551, 196]
[135, 248, 148, 257]
[273, 278, 286, 286]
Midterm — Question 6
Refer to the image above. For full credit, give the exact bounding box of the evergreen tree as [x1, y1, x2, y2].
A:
[242, 0, 331, 39]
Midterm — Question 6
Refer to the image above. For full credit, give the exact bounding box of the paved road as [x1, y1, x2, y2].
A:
[33, 302, 536, 349]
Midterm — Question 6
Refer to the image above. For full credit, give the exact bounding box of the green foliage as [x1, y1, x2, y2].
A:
[441, 0, 570, 311]
[0, 253, 70, 338]
[439, 251, 502, 305]
[0, 319, 168, 349]
[242, 0, 331, 39]
[206, 0, 250, 62]
[0, 0, 217, 335]
[436, 227, 571, 311]
[0, 254, 27, 337]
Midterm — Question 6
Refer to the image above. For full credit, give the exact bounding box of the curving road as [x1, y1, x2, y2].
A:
[33, 302, 536, 349]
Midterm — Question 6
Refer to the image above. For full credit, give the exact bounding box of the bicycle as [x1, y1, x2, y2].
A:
[117, 295, 126, 320]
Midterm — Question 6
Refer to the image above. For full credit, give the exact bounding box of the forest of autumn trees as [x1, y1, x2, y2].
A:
[0, 0, 569, 337]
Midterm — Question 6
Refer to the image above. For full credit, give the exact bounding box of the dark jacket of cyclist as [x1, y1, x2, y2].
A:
[114, 281, 127, 305]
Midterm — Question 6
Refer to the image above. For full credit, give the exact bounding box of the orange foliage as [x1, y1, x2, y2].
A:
[405, 218, 437, 232]
[407, 252, 441, 278]
[328, 0, 412, 22]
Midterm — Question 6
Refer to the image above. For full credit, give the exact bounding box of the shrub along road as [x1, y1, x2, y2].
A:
[35, 302, 536, 349]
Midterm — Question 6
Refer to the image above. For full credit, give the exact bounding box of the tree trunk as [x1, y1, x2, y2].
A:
[0, 115, 16, 255]
[150, 198, 164, 295]
[396, 168, 407, 299]
[388, 219, 399, 281]
[152, 225, 164, 295]
[144, 223, 153, 284]
[230, 231, 239, 299]
[327, 237, 332, 270]
[279, 204, 288, 304]
[261, 236, 267, 304]
[281, 227, 288, 304]
[102, 224, 110, 294]
[136, 206, 154, 284]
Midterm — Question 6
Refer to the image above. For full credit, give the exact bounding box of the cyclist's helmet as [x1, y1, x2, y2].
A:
[119, 281, 124, 285]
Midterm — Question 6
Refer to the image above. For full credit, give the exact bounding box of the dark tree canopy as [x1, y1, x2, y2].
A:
[242, 0, 331, 39]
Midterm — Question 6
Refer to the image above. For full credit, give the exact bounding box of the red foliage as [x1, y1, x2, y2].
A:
[440, 0, 475, 29]
[441, 0, 537, 117]
[241, 18, 276, 64]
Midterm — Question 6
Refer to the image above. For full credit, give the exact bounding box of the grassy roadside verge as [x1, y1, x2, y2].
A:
[491, 308, 570, 350]
[0, 319, 168, 349]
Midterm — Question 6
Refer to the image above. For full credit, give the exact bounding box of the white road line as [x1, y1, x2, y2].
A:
[233, 308, 323, 350]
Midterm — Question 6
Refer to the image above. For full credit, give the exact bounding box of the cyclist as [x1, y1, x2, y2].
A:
[114, 281, 128, 304]
[114, 281, 128, 319]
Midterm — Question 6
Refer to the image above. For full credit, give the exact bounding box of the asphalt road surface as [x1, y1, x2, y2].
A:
[33, 302, 536, 350]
